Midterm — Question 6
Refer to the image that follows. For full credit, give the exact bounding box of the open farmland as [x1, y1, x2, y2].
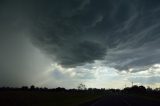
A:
[0, 91, 101, 106]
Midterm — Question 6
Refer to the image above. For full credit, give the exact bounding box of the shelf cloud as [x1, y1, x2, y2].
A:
[1, 0, 160, 88]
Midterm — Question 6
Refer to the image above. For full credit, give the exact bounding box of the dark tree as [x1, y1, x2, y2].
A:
[30, 85, 35, 90]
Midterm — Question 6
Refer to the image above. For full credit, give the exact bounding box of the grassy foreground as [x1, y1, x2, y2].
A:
[0, 91, 101, 106]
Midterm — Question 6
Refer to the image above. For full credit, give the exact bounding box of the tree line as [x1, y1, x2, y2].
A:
[0, 84, 160, 95]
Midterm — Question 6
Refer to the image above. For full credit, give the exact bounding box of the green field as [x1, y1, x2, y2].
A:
[0, 91, 101, 106]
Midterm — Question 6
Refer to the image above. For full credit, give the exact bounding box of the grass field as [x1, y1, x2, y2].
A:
[129, 93, 160, 102]
[1, 89, 160, 106]
[0, 91, 102, 106]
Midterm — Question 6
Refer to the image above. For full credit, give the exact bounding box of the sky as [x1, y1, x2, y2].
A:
[1, 0, 160, 89]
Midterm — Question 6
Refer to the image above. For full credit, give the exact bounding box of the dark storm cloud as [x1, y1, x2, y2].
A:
[2, 0, 160, 70]
[28, 0, 112, 67]
[24, 0, 160, 69]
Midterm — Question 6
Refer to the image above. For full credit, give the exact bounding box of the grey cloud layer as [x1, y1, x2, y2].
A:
[3, 0, 160, 70]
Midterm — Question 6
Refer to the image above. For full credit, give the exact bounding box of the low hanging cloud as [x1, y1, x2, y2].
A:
[24, 0, 160, 70]
[1, 0, 160, 88]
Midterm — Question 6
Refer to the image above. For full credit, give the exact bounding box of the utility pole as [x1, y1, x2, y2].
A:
[132, 82, 133, 87]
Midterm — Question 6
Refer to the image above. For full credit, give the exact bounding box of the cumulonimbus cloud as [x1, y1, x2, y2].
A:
[26, 0, 160, 70]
